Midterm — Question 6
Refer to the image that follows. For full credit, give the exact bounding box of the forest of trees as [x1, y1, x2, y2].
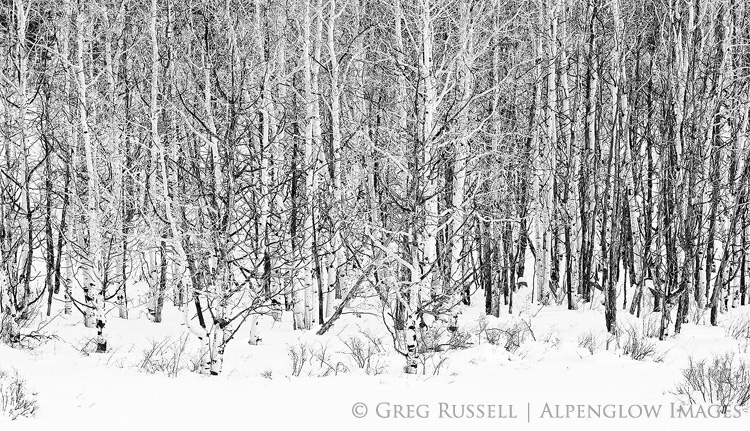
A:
[1, 0, 750, 375]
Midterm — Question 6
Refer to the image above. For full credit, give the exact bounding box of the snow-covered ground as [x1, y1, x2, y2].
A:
[3, 285, 750, 431]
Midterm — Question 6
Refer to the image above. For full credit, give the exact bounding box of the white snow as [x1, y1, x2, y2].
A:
[3, 291, 750, 430]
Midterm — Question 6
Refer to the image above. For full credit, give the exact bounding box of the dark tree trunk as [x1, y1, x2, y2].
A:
[482, 220, 493, 316]
[742, 222, 747, 306]
[154, 239, 167, 323]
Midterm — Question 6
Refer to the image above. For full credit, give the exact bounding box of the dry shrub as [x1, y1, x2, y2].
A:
[673, 353, 750, 413]
[0, 368, 38, 420]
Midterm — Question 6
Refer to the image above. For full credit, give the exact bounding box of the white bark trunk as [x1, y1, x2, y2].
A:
[16, 0, 28, 310]
[209, 324, 226, 375]
[451, 1, 472, 291]
[256, 0, 271, 294]
[61, 0, 74, 317]
[76, 5, 105, 349]
[309, 0, 324, 326]
[326, 0, 343, 320]
[531, 33, 544, 302]
[248, 314, 261, 345]
[269, 0, 290, 310]
[151, 0, 210, 372]
[404, 315, 418, 374]
[298, 0, 318, 330]
[420, 0, 438, 298]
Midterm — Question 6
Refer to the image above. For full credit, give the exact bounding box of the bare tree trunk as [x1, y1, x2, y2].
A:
[76, 4, 106, 351]
[420, 0, 439, 299]
[298, 0, 317, 330]
[579, 0, 599, 305]
[450, 0, 472, 297]
[44, 76, 56, 318]
[255, 0, 272, 307]
[326, 0, 345, 320]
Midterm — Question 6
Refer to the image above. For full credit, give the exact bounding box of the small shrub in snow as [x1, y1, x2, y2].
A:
[357, 328, 386, 352]
[475, 316, 501, 345]
[578, 331, 601, 355]
[541, 331, 562, 348]
[76, 337, 98, 356]
[725, 316, 750, 340]
[484, 320, 531, 353]
[725, 317, 750, 353]
[418, 320, 472, 353]
[420, 353, 448, 376]
[137, 334, 190, 377]
[620, 326, 663, 362]
[448, 328, 474, 349]
[188, 349, 208, 374]
[673, 353, 750, 413]
[310, 342, 348, 376]
[484, 328, 504, 345]
[0, 368, 38, 420]
[288, 341, 353, 377]
[1, 303, 52, 348]
[475, 315, 489, 344]
[102, 344, 130, 368]
[341, 336, 384, 375]
[287, 342, 310, 377]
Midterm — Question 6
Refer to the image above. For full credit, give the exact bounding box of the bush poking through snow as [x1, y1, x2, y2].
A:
[1, 303, 49, 348]
[725, 316, 750, 340]
[474, 316, 495, 345]
[540, 331, 562, 348]
[341, 336, 385, 375]
[418, 320, 472, 353]
[578, 331, 601, 355]
[448, 328, 473, 350]
[420, 352, 449, 376]
[0, 368, 38, 420]
[287, 342, 310, 377]
[76, 337, 100, 356]
[358, 328, 386, 352]
[188, 349, 208, 374]
[673, 353, 750, 413]
[725, 317, 750, 353]
[620, 326, 664, 362]
[137, 334, 190, 377]
[482, 320, 532, 353]
[287, 341, 357, 377]
[310, 342, 349, 376]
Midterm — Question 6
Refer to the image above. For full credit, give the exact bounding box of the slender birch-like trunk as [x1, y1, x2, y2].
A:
[451, 1, 472, 295]
[325, 0, 345, 320]
[531, 11, 545, 304]
[420, 0, 438, 297]
[296, 0, 316, 330]
[270, 2, 291, 310]
[76, 4, 106, 351]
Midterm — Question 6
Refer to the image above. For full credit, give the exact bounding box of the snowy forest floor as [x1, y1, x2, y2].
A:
[3, 288, 750, 431]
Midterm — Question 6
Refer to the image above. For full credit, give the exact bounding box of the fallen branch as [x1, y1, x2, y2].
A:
[316, 265, 374, 336]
